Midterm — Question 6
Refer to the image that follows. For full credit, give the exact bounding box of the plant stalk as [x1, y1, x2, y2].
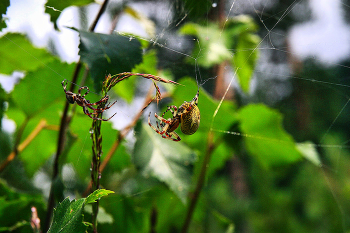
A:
[91, 116, 103, 232]
[181, 131, 215, 233]
[44, 0, 109, 231]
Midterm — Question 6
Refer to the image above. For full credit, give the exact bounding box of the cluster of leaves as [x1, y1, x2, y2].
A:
[1, 0, 349, 233]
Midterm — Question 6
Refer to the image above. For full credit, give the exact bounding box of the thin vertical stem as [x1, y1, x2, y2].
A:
[181, 132, 216, 233]
[44, 0, 109, 231]
[91, 116, 102, 232]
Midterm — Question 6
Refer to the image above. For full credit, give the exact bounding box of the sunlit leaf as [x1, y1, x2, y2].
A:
[133, 122, 196, 204]
[0, 0, 9, 30]
[45, 0, 94, 30]
[296, 142, 322, 167]
[48, 198, 87, 233]
[76, 29, 143, 91]
[11, 59, 75, 117]
[86, 189, 114, 204]
[232, 32, 260, 93]
[180, 23, 232, 67]
[19, 117, 57, 177]
[225, 15, 259, 37]
[238, 104, 302, 168]
[226, 15, 260, 93]
[0, 33, 55, 75]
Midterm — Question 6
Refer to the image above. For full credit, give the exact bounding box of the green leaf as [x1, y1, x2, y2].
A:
[19, 118, 57, 177]
[48, 198, 87, 233]
[45, 0, 94, 30]
[232, 32, 260, 93]
[86, 189, 114, 204]
[0, 180, 45, 230]
[0, 33, 55, 74]
[180, 23, 232, 67]
[76, 29, 143, 91]
[238, 104, 302, 168]
[0, 0, 9, 31]
[11, 59, 75, 118]
[133, 122, 196, 204]
[296, 142, 322, 167]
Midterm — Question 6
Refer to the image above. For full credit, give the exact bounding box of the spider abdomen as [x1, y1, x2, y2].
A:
[180, 103, 200, 135]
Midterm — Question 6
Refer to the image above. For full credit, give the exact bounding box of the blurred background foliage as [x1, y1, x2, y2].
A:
[1, 0, 350, 232]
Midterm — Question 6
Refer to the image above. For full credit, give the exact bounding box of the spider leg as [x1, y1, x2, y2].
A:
[85, 96, 117, 112]
[162, 105, 178, 118]
[154, 113, 171, 124]
[61, 79, 68, 91]
[148, 112, 166, 134]
[78, 86, 90, 98]
[166, 131, 181, 141]
[82, 106, 116, 121]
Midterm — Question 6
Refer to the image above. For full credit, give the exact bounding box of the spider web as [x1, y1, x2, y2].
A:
[2, 0, 350, 231]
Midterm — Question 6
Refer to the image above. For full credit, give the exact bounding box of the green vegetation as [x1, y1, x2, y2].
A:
[0, 0, 349, 233]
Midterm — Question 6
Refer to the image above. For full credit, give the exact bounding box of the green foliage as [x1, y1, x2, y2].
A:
[48, 189, 114, 232]
[11, 59, 74, 118]
[76, 29, 143, 91]
[133, 122, 196, 204]
[86, 189, 115, 204]
[230, 16, 260, 93]
[181, 0, 212, 19]
[180, 15, 260, 92]
[238, 104, 303, 168]
[0, 33, 55, 75]
[0, 0, 9, 31]
[0, 180, 45, 232]
[1, 1, 347, 233]
[180, 23, 232, 67]
[48, 198, 87, 233]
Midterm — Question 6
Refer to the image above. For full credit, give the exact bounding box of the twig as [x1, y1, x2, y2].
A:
[181, 132, 216, 233]
[0, 119, 47, 172]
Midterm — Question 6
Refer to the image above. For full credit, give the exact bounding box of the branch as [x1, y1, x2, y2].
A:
[0, 119, 47, 172]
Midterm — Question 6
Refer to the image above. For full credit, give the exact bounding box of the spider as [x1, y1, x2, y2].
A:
[61, 80, 117, 121]
[148, 89, 200, 141]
